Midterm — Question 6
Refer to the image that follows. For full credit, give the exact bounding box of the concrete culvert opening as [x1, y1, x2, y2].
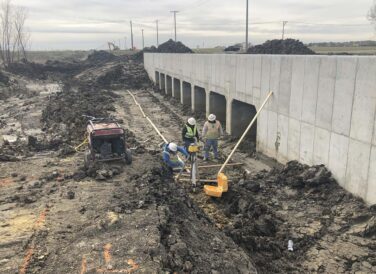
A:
[182, 81, 192, 108]
[166, 75, 172, 96]
[209, 91, 227, 128]
[173, 78, 181, 101]
[231, 100, 257, 149]
[155, 71, 160, 89]
[194, 86, 206, 115]
[160, 73, 166, 92]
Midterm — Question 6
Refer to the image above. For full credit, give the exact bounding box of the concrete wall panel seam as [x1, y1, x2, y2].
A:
[344, 58, 360, 187]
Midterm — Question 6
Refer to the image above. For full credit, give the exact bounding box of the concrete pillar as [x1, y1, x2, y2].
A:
[225, 97, 232, 135]
[205, 88, 210, 119]
[191, 84, 195, 112]
[180, 80, 184, 104]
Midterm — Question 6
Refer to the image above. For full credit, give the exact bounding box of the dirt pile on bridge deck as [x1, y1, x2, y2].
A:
[247, 39, 315, 55]
[134, 39, 193, 62]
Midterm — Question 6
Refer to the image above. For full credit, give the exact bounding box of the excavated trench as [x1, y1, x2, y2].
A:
[0, 53, 375, 274]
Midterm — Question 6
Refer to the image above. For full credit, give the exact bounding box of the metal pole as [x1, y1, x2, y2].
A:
[130, 20, 134, 50]
[142, 29, 144, 49]
[245, 0, 249, 52]
[170, 11, 179, 41]
[282, 21, 288, 40]
[156, 20, 159, 47]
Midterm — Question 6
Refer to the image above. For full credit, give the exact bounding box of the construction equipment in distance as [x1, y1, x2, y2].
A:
[108, 42, 120, 51]
[83, 117, 132, 168]
[204, 91, 274, 197]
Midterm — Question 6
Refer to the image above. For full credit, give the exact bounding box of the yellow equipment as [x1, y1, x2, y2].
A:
[204, 91, 274, 197]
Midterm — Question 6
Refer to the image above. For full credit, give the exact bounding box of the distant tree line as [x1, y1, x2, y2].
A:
[308, 41, 376, 47]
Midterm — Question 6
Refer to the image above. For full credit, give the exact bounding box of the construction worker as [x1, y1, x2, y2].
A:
[202, 114, 223, 161]
[182, 117, 199, 150]
[162, 142, 189, 170]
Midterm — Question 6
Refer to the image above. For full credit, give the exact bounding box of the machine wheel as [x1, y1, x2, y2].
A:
[124, 149, 132, 165]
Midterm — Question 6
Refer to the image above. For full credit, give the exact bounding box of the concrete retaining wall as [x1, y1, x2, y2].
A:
[144, 53, 376, 205]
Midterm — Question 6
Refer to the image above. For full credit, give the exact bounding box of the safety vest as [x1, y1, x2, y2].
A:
[163, 146, 179, 163]
[185, 125, 197, 139]
[206, 121, 220, 139]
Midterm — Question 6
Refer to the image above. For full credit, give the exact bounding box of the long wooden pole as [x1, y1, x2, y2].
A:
[128, 90, 168, 143]
[218, 91, 273, 175]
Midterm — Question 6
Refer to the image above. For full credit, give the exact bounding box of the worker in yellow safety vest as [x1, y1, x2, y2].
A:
[182, 117, 199, 151]
[202, 114, 223, 161]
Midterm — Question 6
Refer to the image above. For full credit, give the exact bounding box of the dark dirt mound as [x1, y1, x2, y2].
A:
[214, 161, 375, 273]
[86, 50, 117, 63]
[247, 39, 315, 55]
[7, 59, 85, 80]
[157, 39, 193, 53]
[133, 40, 193, 62]
[110, 163, 257, 273]
[41, 87, 118, 144]
[97, 62, 151, 89]
[0, 70, 9, 84]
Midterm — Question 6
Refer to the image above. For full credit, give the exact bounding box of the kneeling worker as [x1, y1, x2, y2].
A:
[182, 117, 199, 150]
[202, 114, 223, 161]
[162, 142, 189, 171]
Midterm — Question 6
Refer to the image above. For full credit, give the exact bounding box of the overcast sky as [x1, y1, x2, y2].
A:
[11, 0, 376, 50]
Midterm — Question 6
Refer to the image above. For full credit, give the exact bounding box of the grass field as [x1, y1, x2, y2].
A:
[309, 46, 376, 55]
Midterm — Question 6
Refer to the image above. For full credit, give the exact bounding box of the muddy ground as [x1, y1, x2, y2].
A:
[0, 52, 375, 274]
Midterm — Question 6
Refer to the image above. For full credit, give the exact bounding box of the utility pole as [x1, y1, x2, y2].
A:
[282, 21, 288, 40]
[245, 0, 249, 52]
[130, 20, 134, 50]
[142, 29, 145, 49]
[170, 10, 179, 41]
[156, 20, 159, 47]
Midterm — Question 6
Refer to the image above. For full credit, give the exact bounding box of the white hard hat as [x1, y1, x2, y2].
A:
[188, 117, 196, 126]
[208, 114, 216, 122]
[168, 143, 178, 152]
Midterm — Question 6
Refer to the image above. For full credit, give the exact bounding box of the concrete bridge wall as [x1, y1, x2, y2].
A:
[144, 53, 376, 205]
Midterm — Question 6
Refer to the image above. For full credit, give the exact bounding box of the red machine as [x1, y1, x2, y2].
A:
[84, 118, 132, 168]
